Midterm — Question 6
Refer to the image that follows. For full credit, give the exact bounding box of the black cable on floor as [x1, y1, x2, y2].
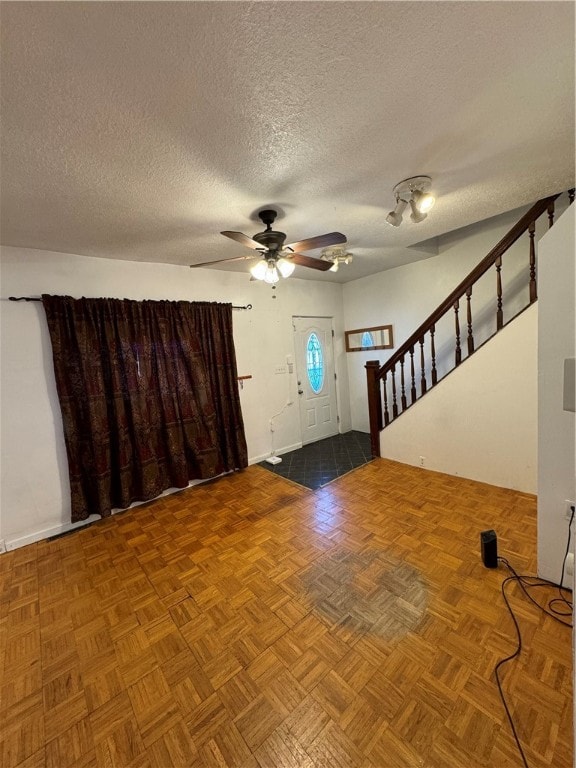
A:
[493, 508, 574, 768]
[494, 566, 530, 768]
[498, 558, 572, 628]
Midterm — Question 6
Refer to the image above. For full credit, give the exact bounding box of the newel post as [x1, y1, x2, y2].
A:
[366, 360, 382, 458]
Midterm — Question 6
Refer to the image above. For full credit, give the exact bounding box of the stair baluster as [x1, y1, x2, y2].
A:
[383, 370, 389, 426]
[409, 346, 417, 404]
[496, 256, 503, 330]
[419, 337, 427, 395]
[529, 221, 537, 303]
[430, 325, 437, 385]
[454, 299, 462, 366]
[400, 358, 407, 411]
[466, 287, 474, 354]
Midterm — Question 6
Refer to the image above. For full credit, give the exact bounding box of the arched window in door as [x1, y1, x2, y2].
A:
[306, 332, 324, 393]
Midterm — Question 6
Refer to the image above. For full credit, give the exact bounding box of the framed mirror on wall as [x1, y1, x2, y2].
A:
[345, 324, 394, 352]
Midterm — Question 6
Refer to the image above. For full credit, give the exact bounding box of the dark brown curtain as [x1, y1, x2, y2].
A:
[42, 295, 248, 522]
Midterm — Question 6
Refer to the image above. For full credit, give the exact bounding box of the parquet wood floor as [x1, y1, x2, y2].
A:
[0, 459, 572, 767]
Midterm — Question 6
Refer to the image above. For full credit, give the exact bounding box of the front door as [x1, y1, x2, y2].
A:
[293, 316, 339, 445]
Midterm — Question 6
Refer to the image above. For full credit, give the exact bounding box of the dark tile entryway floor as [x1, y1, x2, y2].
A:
[258, 430, 373, 490]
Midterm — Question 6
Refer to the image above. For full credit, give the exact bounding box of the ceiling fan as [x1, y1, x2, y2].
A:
[190, 209, 347, 283]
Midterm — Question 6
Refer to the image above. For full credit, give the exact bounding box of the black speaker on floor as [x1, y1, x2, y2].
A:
[480, 529, 498, 568]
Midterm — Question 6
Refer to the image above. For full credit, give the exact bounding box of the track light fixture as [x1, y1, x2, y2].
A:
[385, 176, 435, 227]
[320, 245, 354, 272]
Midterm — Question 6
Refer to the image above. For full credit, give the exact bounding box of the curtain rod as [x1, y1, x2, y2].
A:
[7, 296, 252, 310]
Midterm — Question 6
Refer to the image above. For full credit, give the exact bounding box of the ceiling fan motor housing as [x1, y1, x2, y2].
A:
[254, 210, 286, 252]
[252, 230, 286, 251]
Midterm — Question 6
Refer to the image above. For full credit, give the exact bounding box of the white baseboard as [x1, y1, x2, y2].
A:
[0, 540, 6, 554]
[5, 515, 101, 551]
[249, 442, 302, 465]
[2, 474, 236, 552]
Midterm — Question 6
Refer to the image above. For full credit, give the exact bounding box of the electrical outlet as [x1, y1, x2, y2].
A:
[419, 456, 426, 467]
[274, 366, 287, 375]
[565, 500, 575, 520]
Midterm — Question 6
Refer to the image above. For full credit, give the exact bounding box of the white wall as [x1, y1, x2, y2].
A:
[537, 203, 575, 585]
[378, 305, 538, 493]
[1, 198, 570, 550]
[343, 201, 563, 433]
[0, 246, 351, 548]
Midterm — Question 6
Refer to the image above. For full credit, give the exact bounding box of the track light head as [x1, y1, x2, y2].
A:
[412, 188, 435, 214]
[385, 198, 408, 227]
[409, 199, 428, 223]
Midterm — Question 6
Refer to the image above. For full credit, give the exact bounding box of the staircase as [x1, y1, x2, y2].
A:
[366, 189, 575, 458]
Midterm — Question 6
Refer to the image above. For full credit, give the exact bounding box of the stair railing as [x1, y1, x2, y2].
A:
[366, 189, 575, 458]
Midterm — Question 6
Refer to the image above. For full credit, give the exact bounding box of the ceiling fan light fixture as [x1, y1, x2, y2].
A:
[263, 263, 280, 284]
[276, 257, 295, 278]
[250, 258, 268, 280]
[329, 261, 339, 272]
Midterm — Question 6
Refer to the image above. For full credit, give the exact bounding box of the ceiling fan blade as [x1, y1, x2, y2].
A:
[190, 254, 259, 268]
[221, 230, 266, 250]
[288, 253, 334, 271]
[284, 232, 347, 253]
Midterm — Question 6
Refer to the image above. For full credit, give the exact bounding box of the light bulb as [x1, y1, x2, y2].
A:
[276, 258, 295, 278]
[329, 261, 339, 272]
[412, 189, 435, 213]
[263, 265, 279, 284]
[409, 199, 427, 223]
[250, 259, 268, 280]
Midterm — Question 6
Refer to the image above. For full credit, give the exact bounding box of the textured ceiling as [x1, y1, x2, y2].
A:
[1, 2, 574, 283]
